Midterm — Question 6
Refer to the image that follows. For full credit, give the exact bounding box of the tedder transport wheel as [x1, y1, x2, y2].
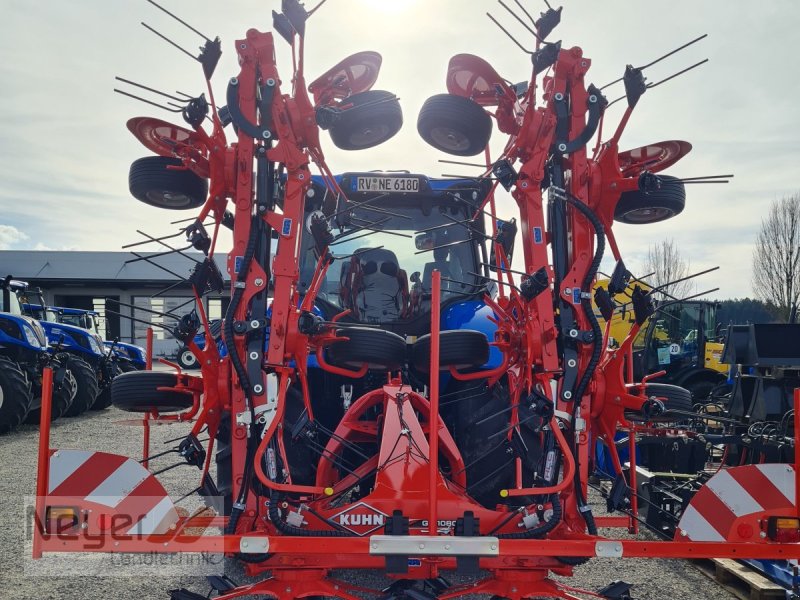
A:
[328, 90, 403, 150]
[177, 346, 199, 370]
[613, 174, 686, 224]
[63, 356, 99, 417]
[410, 330, 490, 372]
[325, 327, 407, 371]
[129, 156, 209, 210]
[91, 360, 123, 410]
[111, 371, 193, 413]
[625, 382, 693, 422]
[417, 93, 493, 156]
[0, 356, 33, 434]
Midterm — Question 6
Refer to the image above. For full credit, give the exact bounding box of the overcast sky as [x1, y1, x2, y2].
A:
[1, 0, 798, 299]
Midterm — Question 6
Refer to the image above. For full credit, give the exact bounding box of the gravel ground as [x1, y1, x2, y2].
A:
[0, 405, 735, 600]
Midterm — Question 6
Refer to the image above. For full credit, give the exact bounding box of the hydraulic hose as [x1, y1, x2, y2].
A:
[497, 493, 563, 539]
[558, 192, 605, 541]
[223, 213, 261, 535]
[268, 491, 354, 537]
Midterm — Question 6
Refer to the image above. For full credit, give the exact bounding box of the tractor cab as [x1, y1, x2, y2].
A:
[0, 277, 24, 316]
[299, 172, 494, 336]
[633, 299, 727, 399]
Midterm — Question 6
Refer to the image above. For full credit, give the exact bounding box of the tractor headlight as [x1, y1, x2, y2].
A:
[30, 320, 47, 347]
[21, 324, 43, 348]
[87, 334, 102, 354]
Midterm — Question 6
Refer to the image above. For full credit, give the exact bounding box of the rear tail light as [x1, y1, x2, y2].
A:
[766, 516, 800, 543]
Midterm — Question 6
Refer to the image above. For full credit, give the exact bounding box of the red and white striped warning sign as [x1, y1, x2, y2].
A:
[47, 449, 178, 535]
[676, 464, 796, 542]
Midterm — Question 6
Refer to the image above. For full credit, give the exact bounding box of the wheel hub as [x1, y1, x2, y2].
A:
[430, 126, 470, 152]
[350, 123, 390, 147]
[148, 190, 193, 208]
[622, 206, 674, 224]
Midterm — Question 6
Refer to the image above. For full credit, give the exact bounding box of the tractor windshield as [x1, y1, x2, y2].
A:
[60, 312, 95, 332]
[298, 197, 483, 325]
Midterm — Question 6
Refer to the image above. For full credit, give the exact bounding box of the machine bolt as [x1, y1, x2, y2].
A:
[262, 130, 271, 139]
[521, 181, 528, 189]
[299, 174, 305, 180]
[242, 540, 248, 548]
[569, 329, 579, 338]
[491, 544, 497, 550]
[230, 77, 239, 85]
[250, 351, 259, 360]
[567, 359, 577, 367]
[255, 278, 264, 287]
[266, 78, 276, 86]
[253, 384, 264, 394]
[563, 391, 573, 400]
[251, 320, 260, 328]
[563, 288, 572, 295]
[307, 189, 316, 198]
[589, 94, 597, 103]
[558, 143, 567, 152]
[554, 93, 564, 101]
[445, 544, 451, 550]
[240, 43, 247, 49]
[372, 543, 378, 549]
[581, 60, 587, 67]
[419, 543, 425, 549]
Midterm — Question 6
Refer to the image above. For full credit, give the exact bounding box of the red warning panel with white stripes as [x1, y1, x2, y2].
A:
[676, 464, 796, 542]
[47, 449, 178, 536]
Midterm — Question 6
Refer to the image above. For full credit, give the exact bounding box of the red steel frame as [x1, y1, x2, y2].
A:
[31, 7, 800, 599]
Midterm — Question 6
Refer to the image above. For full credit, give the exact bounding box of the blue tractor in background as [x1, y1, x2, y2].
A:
[14, 285, 110, 413]
[0, 277, 77, 433]
[41, 305, 147, 371]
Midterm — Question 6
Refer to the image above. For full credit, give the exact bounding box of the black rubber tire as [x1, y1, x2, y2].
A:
[328, 90, 403, 151]
[111, 371, 194, 413]
[118, 361, 138, 373]
[453, 380, 520, 509]
[613, 175, 686, 224]
[26, 382, 73, 424]
[129, 156, 208, 210]
[626, 382, 693, 422]
[0, 357, 33, 434]
[91, 361, 122, 410]
[177, 346, 199, 370]
[684, 378, 718, 404]
[63, 356, 99, 417]
[417, 93, 492, 156]
[325, 327, 407, 371]
[410, 330, 490, 373]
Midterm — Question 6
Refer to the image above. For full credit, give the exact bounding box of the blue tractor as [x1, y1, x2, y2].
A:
[0, 277, 77, 432]
[37, 305, 147, 371]
[14, 285, 107, 413]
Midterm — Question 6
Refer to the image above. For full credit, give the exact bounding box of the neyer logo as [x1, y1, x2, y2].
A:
[331, 502, 388, 536]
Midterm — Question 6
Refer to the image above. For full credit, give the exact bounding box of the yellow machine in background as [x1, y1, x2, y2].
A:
[595, 279, 728, 400]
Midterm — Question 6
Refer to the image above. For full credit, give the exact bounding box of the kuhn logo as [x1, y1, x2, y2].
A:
[331, 502, 387, 536]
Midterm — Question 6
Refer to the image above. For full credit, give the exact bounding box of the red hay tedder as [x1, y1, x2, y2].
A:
[31, 1, 800, 598]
